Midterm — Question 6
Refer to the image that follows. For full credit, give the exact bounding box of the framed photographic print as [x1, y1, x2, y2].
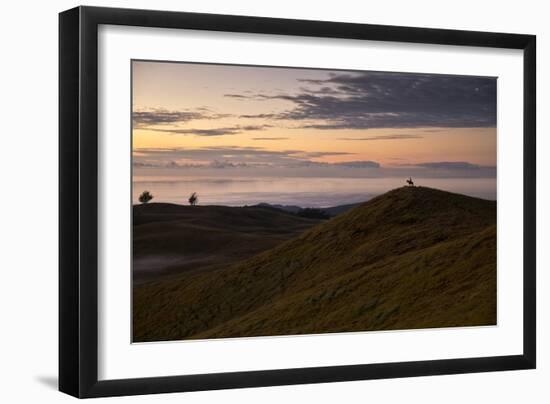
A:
[59, 6, 536, 398]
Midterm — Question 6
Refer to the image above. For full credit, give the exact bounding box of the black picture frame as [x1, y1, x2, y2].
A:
[59, 6, 536, 398]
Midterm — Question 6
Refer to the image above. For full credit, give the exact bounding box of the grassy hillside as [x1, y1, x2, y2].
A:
[133, 187, 496, 342]
[133, 203, 322, 283]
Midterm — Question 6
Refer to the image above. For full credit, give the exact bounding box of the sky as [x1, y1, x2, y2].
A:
[132, 60, 497, 206]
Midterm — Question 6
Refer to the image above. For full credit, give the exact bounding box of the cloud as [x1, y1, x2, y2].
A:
[333, 161, 380, 168]
[241, 125, 273, 130]
[133, 110, 203, 127]
[411, 161, 486, 170]
[132, 161, 156, 168]
[209, 160, 250, 169]
[224, 94, 274, 101]
[393, 161, 496, 179]
[132, 160, 200, 169]
[146, 127, 240, 136]
[239, 113, 279, 119]
[393, 161, 496, 177]
[133, 147, 494, 179]
[288, 160, 380, 169]
[133, 108, 230, 128]
[338, 134, 423, 141]
[133, 146, 355, 169]
[144, 124, 272, 137]
[233, 71, 496, 129]
[132, 159, 251, 169]
[251, 137, 289, 141]
[300, 151, 350, 157]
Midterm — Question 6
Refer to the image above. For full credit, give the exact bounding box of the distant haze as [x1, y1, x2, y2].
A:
[132, 61, 496, 206]
[132, 175, 496, 207]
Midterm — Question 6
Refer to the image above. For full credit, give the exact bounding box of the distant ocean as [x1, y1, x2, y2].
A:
[132, 176, 496, 207]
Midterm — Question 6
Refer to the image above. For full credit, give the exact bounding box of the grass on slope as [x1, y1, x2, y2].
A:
[133, 203, 322, 283]
[133, 187, 496, 342]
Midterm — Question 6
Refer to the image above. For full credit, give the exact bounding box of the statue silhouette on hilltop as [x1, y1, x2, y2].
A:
[406, 177, 415, 187]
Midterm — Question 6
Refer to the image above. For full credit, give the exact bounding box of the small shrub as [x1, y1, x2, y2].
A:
[188, 192, 198, 206]
[138, 190, 153, 204]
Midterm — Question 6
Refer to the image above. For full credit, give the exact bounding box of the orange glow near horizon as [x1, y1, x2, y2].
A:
[132, 60, 497, 170]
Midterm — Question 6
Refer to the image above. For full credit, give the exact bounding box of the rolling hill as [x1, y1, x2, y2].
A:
[253, 201, 360, 217]
[133, 203, 322, 283]
[133, 186, 497, 342]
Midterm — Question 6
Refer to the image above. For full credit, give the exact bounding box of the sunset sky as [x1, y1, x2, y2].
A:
[132, 60, 497, 206]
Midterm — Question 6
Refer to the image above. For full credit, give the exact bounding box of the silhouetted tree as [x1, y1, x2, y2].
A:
[138, 190, 153, 204]
[188, 192, 198, 206]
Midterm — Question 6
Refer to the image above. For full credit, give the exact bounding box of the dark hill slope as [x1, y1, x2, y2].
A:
[133, 203, 322, 283]
[133, 187, 496, 341]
